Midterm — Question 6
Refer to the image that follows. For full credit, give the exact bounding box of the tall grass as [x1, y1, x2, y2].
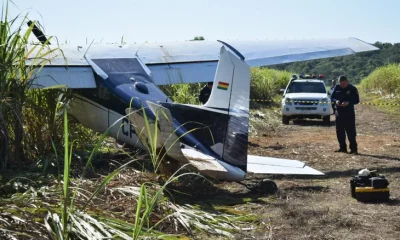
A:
[359, 63, 400, 95]
[160, 68, 292, 106]
[0, 0, 63, 169]
[160, 83, 202, 104]
[35, 101, 249, 239]
[250, 68, 292, 101]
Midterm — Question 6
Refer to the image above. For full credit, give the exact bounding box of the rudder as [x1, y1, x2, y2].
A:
[204, 46, 251, 171]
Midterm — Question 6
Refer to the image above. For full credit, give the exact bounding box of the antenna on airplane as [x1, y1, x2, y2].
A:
[83, 39, 95, 59]
[27, 20, 50, 45]
[135, 41, 148, 57]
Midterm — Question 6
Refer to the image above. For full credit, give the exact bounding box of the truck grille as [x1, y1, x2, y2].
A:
[293, 99, 319, 105]
[295, 107, 317, 110]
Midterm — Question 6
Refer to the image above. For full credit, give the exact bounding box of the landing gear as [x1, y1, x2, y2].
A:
[115, 140, 126, 148]
[241, 179, 278, 194]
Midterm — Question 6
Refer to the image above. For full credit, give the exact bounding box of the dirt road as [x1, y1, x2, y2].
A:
[245, 104, 400, 239]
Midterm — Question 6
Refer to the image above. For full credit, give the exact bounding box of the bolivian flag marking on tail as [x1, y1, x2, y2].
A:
[217, 81, 229, 90]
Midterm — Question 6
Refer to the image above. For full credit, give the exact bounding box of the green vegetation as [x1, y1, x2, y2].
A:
[250, 68, 291, 101]
[272, 42, 400, 84]
[359, 63, 400, 95]
[161, 68, 292, 105]
[160, 83, 203, 105]
[357, 63, 400, 115]
[0, 1, 65, 169]
[191, 36, 205, 41]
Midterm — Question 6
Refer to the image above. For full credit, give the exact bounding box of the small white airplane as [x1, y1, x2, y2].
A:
[27, 22, 378, 190]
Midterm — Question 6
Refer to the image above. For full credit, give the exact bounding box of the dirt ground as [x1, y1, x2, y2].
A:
[239, 104, 400, 240]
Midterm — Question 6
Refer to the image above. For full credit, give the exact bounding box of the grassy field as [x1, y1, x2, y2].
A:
[359, 63, 400, 95]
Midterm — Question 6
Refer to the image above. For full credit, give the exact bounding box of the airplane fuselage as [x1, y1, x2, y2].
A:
[66, 57, 223, 161]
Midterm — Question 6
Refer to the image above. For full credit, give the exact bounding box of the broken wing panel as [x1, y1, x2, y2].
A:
[247, 155, 324, 175]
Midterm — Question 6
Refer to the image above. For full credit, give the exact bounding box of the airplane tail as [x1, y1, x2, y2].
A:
[135, 46, 323, 181]
[146, 46, 251, 173]
[203, 46, 251, 172]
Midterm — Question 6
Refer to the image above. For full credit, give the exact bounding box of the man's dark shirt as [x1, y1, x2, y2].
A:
[330, 84, 360, 115]
[199, 85, 212, 104]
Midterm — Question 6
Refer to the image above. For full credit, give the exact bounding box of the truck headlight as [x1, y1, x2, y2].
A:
[285, 98, 292, 105]
[320, 98, 329, 104]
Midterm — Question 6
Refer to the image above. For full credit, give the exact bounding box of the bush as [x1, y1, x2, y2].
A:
[160, 68, 292, 105]
[250, 68, 292, 101]
[160, 83, 203, 104]
[0, 1, 92, 169]
[359, 63, 400, 95]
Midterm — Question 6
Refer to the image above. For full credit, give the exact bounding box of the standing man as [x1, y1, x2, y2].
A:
[199, 82, 213, 104]
[330, 75, 360, 154]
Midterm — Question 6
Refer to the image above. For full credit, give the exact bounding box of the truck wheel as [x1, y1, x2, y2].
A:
[282, 116, 290, 125]
[323, 115, 330, 125]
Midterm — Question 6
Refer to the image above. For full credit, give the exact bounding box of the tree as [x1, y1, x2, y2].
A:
[269, 42, 400, 84]
[191, 36, 205, 41]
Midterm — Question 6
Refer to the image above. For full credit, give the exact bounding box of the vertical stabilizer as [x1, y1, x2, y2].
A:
[153, 46, 251, 172]
[204, 46, 251, 171]
[204, 47, 251, 113]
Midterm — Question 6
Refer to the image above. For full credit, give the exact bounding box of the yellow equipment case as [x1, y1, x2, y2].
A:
[350, 171, 390, 202]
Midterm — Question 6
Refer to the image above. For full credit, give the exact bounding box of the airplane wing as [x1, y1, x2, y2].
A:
[140, 38, 378, 85]
[27, 38, 378, 88]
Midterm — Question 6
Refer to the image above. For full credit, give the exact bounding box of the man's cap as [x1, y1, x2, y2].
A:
[338, 75, 348, 81]
[207, 81, 213, 85]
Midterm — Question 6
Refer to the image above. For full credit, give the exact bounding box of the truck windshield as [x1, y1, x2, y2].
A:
[287, 82, 326, 93]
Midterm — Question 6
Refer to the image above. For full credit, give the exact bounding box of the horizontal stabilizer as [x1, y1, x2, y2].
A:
[247, 155, 324, 175]
[181, 148, 245, 182]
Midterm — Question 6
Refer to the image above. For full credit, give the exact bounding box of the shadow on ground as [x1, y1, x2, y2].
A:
[282, 185, 329, 192]
[249, 142, 285, 150]
[323, 167, 400, 178]
[358, 153, 400, 161]
[292, 118, 336, 127]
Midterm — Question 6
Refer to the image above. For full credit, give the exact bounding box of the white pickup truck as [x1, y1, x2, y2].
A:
[281, 77, 331, 125]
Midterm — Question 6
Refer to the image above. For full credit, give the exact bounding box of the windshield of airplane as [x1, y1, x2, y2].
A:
[286, 82, 326, 93]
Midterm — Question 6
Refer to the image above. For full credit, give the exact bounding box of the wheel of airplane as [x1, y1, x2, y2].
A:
[249, 179, 278, 195]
